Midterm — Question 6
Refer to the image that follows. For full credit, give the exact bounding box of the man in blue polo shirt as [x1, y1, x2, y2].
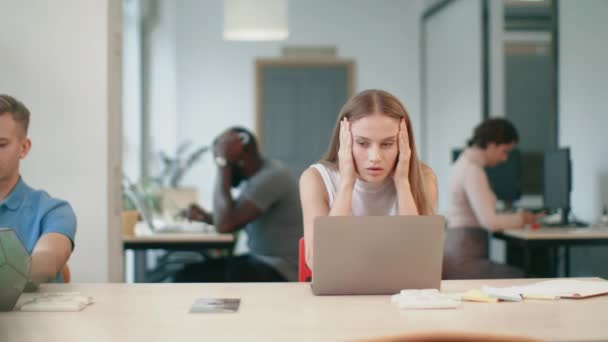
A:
[0, 94, 76, 284]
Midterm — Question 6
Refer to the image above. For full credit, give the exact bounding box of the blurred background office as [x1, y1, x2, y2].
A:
[1, 0, 606, 283]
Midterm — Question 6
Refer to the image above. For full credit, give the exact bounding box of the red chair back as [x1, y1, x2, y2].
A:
[298, 237, 312, 282]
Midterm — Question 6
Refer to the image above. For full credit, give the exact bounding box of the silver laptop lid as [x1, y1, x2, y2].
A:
[312, 215, 445, 295]
[123, 178, 157, 231]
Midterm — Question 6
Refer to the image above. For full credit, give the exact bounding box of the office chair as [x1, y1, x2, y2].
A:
[298, 237, 312, 282]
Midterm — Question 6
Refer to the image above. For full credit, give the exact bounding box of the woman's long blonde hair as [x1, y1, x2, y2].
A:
[321, 89, 434, 215]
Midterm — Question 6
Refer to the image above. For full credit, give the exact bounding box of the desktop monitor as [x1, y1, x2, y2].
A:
[452, 148, 522, 204]
[543, 148, 571, 225]
[520, 151, 544, 195]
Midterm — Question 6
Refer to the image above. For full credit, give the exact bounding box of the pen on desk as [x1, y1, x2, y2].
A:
[522, 294, 559, 300]
[488, 293, 522, 302]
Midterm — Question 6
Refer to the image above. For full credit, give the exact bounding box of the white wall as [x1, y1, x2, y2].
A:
[172, 0, 422, 208]
[123, 0, 143, 180]
[146, 0, 178, 174]
[422, 0, 484, 214]
[0, 0, 122, 282]
[489, 1, 504, 118]
[559, 0, 608, 224]
[559, 0, 608, 276]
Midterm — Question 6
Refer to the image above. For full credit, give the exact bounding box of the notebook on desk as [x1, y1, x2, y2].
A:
[530, 279, 608, 299]
[493, 279, 608, 299]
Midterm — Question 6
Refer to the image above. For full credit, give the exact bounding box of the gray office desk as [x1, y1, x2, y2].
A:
[494, 227, 608, 277]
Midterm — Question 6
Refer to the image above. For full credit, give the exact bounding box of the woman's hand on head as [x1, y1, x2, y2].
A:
[393, 119, 412, 186]
[338, 118, 358, 187]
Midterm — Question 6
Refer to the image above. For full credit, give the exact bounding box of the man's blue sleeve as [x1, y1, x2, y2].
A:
[40, 200, 77, 249]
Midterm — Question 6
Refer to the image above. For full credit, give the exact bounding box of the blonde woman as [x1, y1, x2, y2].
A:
[299, 89, 438, 269]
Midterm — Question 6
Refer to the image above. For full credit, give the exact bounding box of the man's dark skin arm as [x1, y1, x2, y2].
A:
[212, 164, 262, 234]
[210, 130, 266, 234]
[186, 167, 262, 232]
[186, 204, 213, 224]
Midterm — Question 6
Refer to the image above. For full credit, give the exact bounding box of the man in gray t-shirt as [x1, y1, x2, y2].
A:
[176, 127, 302, 282]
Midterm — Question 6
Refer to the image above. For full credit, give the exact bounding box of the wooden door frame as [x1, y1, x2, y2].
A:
[254, 59, 355, 151]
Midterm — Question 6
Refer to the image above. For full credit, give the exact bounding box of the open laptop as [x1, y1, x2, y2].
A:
[127, 185, 210, 234]
[311, 215, 445, 295]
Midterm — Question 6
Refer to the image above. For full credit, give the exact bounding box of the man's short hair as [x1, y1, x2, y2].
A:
[0, 94, 30, 135]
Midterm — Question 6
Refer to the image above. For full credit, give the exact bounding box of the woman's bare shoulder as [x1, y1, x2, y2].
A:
[300, 166, 329, 204]
[300, 166, 323, 184]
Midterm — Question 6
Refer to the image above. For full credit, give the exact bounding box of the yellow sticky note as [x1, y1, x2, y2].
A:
[522, 294, 559, 300]
[462, 289, 500, 303]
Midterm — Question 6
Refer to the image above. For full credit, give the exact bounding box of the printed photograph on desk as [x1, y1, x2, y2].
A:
[189, 298, 241, 313]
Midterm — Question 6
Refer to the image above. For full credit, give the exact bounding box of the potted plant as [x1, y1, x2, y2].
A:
[155, 141, 209, 216]
[121, 176, 161, 236]
[121, 184, 139, 237]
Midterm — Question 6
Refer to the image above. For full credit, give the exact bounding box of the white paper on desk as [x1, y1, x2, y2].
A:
[391, 289, 461, 309]
[488, 280, 608, 299]
[21, 301, 86, 312]
[482, 286, 522, 302]
[527, 279, 608, 298]
[19, 292, 93, 312]
[134, 221, 215, 236]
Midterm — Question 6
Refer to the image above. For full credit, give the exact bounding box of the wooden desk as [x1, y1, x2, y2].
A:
[2, 278, 608, 342]
[494, 228, 608, 277]
[123, 233, 235, 282]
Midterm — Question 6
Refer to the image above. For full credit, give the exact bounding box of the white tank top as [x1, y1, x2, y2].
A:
[311, 163, 398, 216]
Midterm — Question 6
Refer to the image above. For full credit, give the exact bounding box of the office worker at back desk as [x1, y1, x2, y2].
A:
[300, 89, 438, 269]
[177, 127, 302, 282]
[447, 118, 542, 279]
[0, 94, 76, 286]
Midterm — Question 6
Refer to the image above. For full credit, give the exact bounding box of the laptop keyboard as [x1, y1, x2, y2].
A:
[154, 221, 216, 234]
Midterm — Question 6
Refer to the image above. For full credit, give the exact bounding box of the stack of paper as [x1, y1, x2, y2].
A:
[483, 279, 608, 300]
[481, 286, 523, 302]
[391, 289, 461, 309]
[20, 292, 94, 312]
